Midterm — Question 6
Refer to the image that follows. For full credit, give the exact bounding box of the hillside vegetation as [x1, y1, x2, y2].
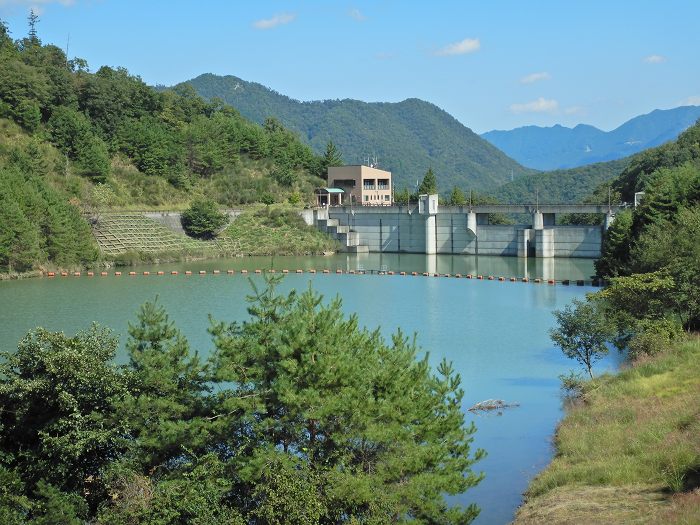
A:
[482, 106, 700, 170]
[0, 18, 340, 274]
[517, 121, 700, 523]
[221, 207, 338, 256]
[181, 73, 535, 192]
[491, 157, 631, 204]
[0, 119, 98, 273]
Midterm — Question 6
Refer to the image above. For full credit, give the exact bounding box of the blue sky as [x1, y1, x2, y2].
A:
[1, 0, 699, 133]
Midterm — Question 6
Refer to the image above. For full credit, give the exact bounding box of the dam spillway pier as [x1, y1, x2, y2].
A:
[315, 199, 622, 258]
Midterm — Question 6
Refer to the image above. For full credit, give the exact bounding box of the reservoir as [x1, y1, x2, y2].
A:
[0, 254, 620, 524]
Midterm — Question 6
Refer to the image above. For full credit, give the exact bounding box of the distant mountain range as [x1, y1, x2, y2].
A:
[481, 106, 700, 170]
[179, 74, 534, 192]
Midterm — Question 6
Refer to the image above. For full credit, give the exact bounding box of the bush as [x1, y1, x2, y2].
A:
[180, 199, 228, 239]
[558, 370, 587, 399]
[627, 318, 684, 360]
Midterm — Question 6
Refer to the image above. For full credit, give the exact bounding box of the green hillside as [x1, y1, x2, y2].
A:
[0, 18, 336, 274]
[491, 157, 632, 204]
[180, 73, 535, 193]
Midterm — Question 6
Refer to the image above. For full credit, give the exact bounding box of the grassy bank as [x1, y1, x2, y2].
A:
[514, 338, 700, 524]
[221, 206, 339, 255]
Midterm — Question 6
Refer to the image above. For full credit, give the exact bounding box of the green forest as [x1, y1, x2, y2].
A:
[549, 120, 700, 366]
[0, 17, 340, 274]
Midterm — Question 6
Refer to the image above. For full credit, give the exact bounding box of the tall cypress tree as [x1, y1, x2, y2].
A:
[418, 167, 438, 195]
[321, 140, 343, 176]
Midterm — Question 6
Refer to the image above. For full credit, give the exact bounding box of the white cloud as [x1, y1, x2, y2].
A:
[644, 54, 666, 64]
[0, 0, 74, 7]
[0, 0, 75, 14]
[680, 95, 700, 106]
[509, 97, 559, 114]
[253, 12, 296, 30]
[348, 8, 365, 21]
[375, 51, 394, 60]
[520, 72, 550, 84]
[564, 105, 585, 115]
[434, 38, 480, 57]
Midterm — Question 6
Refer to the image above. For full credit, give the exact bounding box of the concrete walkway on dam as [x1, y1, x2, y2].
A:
[317, 201, 624, 258]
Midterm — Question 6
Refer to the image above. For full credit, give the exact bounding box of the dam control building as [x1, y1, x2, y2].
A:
[315, 165, 392, 207]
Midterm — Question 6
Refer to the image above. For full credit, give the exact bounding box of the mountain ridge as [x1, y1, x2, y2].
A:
[482, 106, 700, 170]
[180, 73, 535, 192]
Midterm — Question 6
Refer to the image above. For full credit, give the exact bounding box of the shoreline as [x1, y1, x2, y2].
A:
[0, 250, 337, 282]
[512, 338, 700, 524]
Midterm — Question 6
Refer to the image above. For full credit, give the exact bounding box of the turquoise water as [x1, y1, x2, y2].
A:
[0, 255, 619, 524]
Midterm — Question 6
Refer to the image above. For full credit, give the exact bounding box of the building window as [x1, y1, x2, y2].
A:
[384, 195, 390, 201]
[364, 195, 368, 201]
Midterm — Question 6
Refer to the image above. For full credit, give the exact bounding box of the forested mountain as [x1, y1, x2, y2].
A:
[180, 73, 535, 192]
[0, 18, 331, 274]
[482, 106, 700, 170]
[491, 157, 632, 204]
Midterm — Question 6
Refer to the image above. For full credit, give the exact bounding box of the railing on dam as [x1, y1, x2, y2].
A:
[324, 203, 626, 215]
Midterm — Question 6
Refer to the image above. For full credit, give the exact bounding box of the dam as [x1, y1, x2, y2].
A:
[313, 197, 623, 258]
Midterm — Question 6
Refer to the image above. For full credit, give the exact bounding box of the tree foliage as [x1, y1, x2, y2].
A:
[594, 122, 700, 331]
[0, 165, 98, 273]
[417, 167, 438, 195]
[555, 121, 700, 372]
[209, 278, 486, 523]
[450, 186, 467, 205]
[320, 140, 343, 176]
[180, 198, 228, 239]
[0, 280, 486, 523]
[0, 325, 127, 513]
[550, 299, 614, 378]
[492, 157, 630, 205]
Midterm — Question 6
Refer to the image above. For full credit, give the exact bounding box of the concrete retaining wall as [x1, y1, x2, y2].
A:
[144, 210, 243, 234]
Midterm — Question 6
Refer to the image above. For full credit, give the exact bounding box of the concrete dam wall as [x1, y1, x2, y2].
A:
[323, 204, 609, 258]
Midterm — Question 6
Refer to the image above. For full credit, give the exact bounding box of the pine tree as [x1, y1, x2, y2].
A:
[450, 186, 467, 205]
[209, 277, 485, 523]
[122, 299, 211, 469]
[418, 167, 438, 195]
[321, 140, 343, 175]
[0, 198, 43, 272]
[27, 9, 40, 45]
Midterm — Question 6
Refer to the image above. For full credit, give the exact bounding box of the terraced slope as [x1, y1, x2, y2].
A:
[92, 213, 239, 255]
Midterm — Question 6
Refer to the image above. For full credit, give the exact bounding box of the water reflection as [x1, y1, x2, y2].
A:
[124, 253, 595, 282]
